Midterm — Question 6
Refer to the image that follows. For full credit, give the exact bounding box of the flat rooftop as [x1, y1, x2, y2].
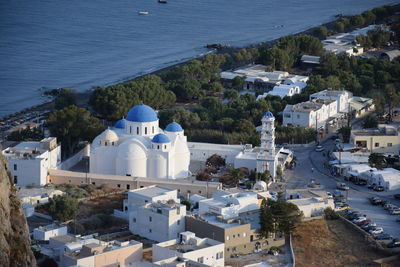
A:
[351, 127, 398, 136]
[129, 185, 175, 198]
[35, 223, 65, 232]
[289, 101, 323, 113]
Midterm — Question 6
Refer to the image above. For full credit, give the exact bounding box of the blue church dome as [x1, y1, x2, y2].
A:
[126, 104, 158, 122]
[165, 122, 183, 132]
[152, 133, 171, 143]
[263, 111, 274, 118]
[114, 119, 126, 129]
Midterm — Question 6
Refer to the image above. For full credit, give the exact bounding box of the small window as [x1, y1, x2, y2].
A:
[149, 229, 152, 233]
[227, 248, 230, 252]
[297, 114, 300, 119]
[198, 190, 202, 194]
[137, 127, 139, 134]
[112, 142, 114, 146]
[117, 184, 120, 188]
[177, 220, 180, 225]
[157, 145, 160, 149]
[13, 176, 17, 184]
[197, 257, 204, 263]
[375, 142, 379, 148]
[177, 207, 180, 215]
[130, 126, 132, 134]
[237, 233, 240, 237]
[149, 216, 152, 222]
[126, 184, 130, 190]
[126, 174, 131, 176]
[105, 141, 107, 146]
[92, 182, 96, 185]
[187, 190, 191, 194]
[133, 217, 136, 223]
[152, 126, 154, 133]
[164, 145, 166, 149]
[145, 127, 147, 135]
[388, 143, 393, 147]
[233, 235, 235, 238]
[13, 164, 17, 171]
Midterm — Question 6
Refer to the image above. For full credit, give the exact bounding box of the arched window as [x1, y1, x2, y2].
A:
[152, 126, 154, 133]
[130, 126, 132, 134]
[137, 127, 139, 135]
[145, 127, 147, 135]
[157, 145, 160, 149]
[164, 145, 166, 149]
[105, 141, 107, 146]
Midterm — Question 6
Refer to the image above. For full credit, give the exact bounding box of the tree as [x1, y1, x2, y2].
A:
[196, 171, 211, 181]
[259, 199, 275, 238]
[276, 165, 283, 178]
[362, 10, 376, 25]
[368, 27, 391, 49]
[314, 26, 329, 39]
[45, 195, 78, 222]
[338, 126, 351, 143]
[260, 170, 271, 183]
[324, 207, 339, 220]
[270, 201, 302, 234]
[206, 154, 226, 169]
[234, 119, 255, 135]
[7, 126, 44, 141]
[362, 115, 378, 129]
[334, 21, 345, 33]
[369, 153, 387, 169]
[55, 88, 76, 110]
[47, 105, 104, 157]
[224, 89, 239, 99]
[232, 76, 245, 90]
[350, 15, 365, 28]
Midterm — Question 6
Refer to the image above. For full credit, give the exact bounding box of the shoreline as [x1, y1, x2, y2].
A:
[0, 4, 396, 125]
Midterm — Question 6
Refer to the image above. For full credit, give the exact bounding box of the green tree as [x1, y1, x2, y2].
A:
[46, 195, 78, 222]
[232, 76, 245, 90]
[334, 21, 345, 33]
[47, 105, 104, 157]
[362, 10, 376, 25]
[338, 126, 351, 143]
[6, 127, 44, 141]
[224, 89, 239, 99]
[368, 27, 391, 48]
[314, 26, 329, 39]
[234, 119, 255, 134]
[368, 153, 387, 169]
[362, 115, 378, 129]
[259, 199, 275, 238]
[350, 15, 365, 28]
[269, 200, 302, 234]
[55, 88, 76, 110]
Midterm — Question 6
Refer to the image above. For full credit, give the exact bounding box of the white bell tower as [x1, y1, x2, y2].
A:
[257, 111, 277, 178]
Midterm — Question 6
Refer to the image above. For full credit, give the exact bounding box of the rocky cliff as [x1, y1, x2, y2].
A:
[0, 155, 36, 267]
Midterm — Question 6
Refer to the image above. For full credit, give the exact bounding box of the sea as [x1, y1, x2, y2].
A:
[0, 0, 397, 117]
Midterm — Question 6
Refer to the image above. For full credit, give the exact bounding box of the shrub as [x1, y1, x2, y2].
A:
[324, 207, 339, 220]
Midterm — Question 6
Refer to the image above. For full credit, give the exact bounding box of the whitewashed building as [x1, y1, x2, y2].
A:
[90, 104, 190, 179]
[359, 168, 400, 191]
[285, 189, 334, 217]
[152, 232, 224, 267]
[33, 223, 68, 241]
[282, 99, 337, 128]
[2, 137, 61, 187]
[126, 186, 186, 242]
[310, 89, 351, 113]
[198, 190, 260, 220]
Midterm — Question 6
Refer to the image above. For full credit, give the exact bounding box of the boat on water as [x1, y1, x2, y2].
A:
[138, 11, 149, 15]
[158, 0, 167, 3]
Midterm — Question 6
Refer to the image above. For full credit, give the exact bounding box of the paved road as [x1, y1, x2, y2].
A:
[283, 138, 400, 239]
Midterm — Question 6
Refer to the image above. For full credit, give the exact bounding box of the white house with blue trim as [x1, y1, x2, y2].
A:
[89, 104, 190, 179]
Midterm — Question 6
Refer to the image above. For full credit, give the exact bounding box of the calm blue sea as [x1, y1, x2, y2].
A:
[0, 0, 396, 116]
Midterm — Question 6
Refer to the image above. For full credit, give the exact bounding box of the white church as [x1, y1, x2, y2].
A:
[90, 104, 191, 179]
[90, 104, 292, 180]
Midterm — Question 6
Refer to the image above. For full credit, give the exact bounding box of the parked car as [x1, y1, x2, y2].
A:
[353, 217, 367, 223]
[326, 192, 333, 199]
[387, 240, 400, 248]
[374, 185, 385, 192]
[337, 182, 350, 191]
[315, 145, 324, 152]
[384, 203, 397, 210]
[369, 227, 384, 235]
[356, 219, 371, 226]
[369, 197, 383, 205]
[368, 183, 377, 189]
[394, 194, 400, 200]
[355, 180, 367, 186]
[389, 209, 400, 215]
[361, 222, 376, 230]
[374, 233, 393, 240]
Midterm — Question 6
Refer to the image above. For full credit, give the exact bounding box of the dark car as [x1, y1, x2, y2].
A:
[394, 194, 400, 200]
[374, 186, 385, 192]
[369, 197, 383, 205]
[387, 240, 400, 248]
[375, 233, 393, 240]
[368, 183, 377, 189]
[355, 180, 367, 186]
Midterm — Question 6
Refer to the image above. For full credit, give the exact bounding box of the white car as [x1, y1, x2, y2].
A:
[369, 227, 384, 235]
[315, 145, 324, 152]
[352, 217, 367, 223]
[326, 192, 333, 199]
